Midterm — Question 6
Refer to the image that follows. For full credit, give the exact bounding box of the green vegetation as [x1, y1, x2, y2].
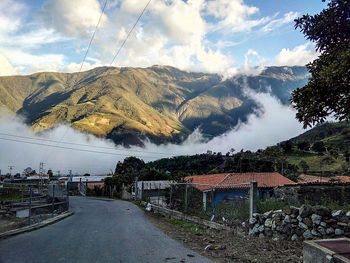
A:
[0, 65, 308, 146]
[291, 0, 350, 127]
[160, 217, 204, 235]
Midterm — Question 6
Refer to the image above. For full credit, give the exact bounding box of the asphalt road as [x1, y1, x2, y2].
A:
[0, 196, 213, 263]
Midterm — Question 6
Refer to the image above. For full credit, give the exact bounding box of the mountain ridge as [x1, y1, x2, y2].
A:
[0, 65, 309, 146]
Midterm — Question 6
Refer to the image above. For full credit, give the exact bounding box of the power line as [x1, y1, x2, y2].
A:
[79, 0, 109, 72]
[0, 132, 170, 155]
[110, 0, 152, 65]
[0, 137, 173, 159]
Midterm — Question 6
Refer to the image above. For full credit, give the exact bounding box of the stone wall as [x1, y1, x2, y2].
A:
[275, 183, 350, 205]
[248, 205, 350, 241]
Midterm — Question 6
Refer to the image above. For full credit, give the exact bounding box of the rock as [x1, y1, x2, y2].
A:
[272, 220, 277, 230]
[241, 222, 246, 228]
[297, 215, 303, 222]
[326, 227, 335, 235]
[259, 233, 265, 238]
[335, 228, 344, 236]
[299, 222, 309, 230]
[320, 222, 327, 227]
[318, 226, 326, 236]
[311, 229, 321, 237]
[265, 218, 273, 228]
[332, 210, 344, 218]
[303, 218, 313, 228]
[311, 214, 322, 225]
[252, 213, 259, 218]
[272, 237, 279, 242]
[314, 206, 331, 217]
[249, 217, 257, 226]
[337, 222, 348, 227]
[303, 230, 313, 240]
[340, 216, 349, 223]
[258, 225, 265, 233]
[284, 215, 291, 224]
[209, 240, 215, 244]
[291, 234, 299, 241]
[346, 211, 350, 217]
[300, 205, 314, 218]
[250, 226, 259, 236]
[205, 245, 215, 251]
[263, 211, 273, 218]
[290, 206, 300, 216]
[276, 226, 283, 232]
[216, 245, 226, 250]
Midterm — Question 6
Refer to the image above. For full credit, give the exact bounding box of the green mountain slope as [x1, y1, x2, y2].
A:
[0, 65, 308, 146]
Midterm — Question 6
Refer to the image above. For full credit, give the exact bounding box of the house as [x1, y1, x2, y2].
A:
[185, 173, 295, 208]
[297, 174, 350, 184]
[134, 180, 174, 204]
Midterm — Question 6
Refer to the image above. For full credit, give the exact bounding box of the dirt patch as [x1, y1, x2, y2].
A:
[147, 212, 303, 263]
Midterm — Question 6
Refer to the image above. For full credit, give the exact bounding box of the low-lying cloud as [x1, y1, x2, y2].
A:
[0, 90, 305, 176]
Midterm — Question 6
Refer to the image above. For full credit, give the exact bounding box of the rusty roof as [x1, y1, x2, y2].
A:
[185, 172, 296, 192]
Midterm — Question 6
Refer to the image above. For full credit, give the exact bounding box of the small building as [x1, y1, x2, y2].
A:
[185, 173, 296, 208]
[134, 180, 174, 204]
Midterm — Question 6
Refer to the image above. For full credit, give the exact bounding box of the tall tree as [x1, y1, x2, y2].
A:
[291, 0, 350, 127]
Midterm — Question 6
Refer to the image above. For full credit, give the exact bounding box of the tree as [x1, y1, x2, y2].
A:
[280, 140, 293, 152]
[312, 141, 326, 153]
[291, 0, 350, 127]
[299, 160, 310, 174]
[297, 141, 311, 151]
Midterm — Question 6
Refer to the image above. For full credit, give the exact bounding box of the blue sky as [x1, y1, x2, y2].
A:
[0, 0, 327, 76]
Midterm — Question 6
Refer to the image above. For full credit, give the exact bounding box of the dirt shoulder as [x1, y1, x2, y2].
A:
[146, 212, 303, 263]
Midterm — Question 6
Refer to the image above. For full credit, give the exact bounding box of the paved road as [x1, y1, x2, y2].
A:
[0, 197, 213, 263]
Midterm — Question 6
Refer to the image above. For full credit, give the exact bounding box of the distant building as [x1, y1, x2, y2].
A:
[185, 173, 295, 207]
[297, 174, 350, 184]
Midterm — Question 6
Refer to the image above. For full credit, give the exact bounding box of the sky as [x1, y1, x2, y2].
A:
[0, 0, 327, 175]
[0, 0, 326, 77]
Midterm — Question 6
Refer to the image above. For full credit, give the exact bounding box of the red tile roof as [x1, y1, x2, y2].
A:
[298, 174, 350, 184]
[185, 172, 296, 191]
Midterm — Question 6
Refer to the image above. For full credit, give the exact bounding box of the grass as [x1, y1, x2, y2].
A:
[258, 197, 301, 214]
[161, 217, 204, 234]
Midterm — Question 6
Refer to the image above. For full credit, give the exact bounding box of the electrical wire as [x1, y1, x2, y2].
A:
[0, 137, 173, 159]
[79, 0, 109, 72]
[0, 132, 171, 155]
[110, 0, 152, 65]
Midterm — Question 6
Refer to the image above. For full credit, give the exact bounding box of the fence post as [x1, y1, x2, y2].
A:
[52, 184, 55, 217]
[250, 181, 257, 219]
[141, 182, 144, 201]
[211, 188, 214, 215]
[28, 185, 32, 225]
[203, 192, 207, 211]
[185, 184, 188, 212]
[158, 183, 160, 206]
[169, 184, 173, 208]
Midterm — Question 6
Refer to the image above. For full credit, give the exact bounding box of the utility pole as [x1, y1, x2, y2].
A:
[39, 162, 45, 189]
[8, 166, 14, 181]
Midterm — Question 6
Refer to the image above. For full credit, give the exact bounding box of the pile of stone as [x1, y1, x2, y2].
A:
[248, 205, 350, 241]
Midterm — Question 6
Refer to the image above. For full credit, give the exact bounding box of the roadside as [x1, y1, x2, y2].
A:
[146, 212, 303, 263]
[0, 211, 73, 239]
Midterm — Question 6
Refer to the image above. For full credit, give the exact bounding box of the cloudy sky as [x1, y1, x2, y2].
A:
[0, 0, 325, 77]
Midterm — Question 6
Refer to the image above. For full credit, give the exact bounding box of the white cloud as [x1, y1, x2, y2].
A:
[0, 87, 306, 175]
[273, 43, 319, 66]
[0, 54, 14, 76]
[206, 0, 261, 32]
[39, 0, 108, 37]
[0, 0, 26, 34]
[261, 11, 298, 32]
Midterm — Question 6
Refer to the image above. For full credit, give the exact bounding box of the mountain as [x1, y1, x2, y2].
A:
[0, 65, 308, 146]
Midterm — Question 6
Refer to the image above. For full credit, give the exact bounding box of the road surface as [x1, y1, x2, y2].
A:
[0, 197, 213, 263]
